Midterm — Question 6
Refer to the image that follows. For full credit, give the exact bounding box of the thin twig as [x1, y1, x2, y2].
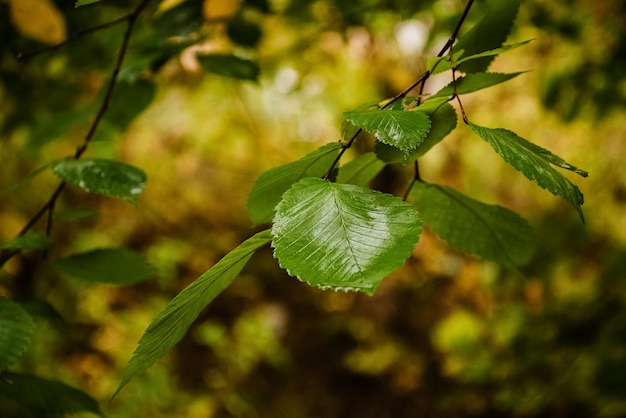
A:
[0, 0, 152, 267]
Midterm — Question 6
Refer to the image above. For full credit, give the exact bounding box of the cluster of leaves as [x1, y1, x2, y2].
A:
[0, 0, 588, 415]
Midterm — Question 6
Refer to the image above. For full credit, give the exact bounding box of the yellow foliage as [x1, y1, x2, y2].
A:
[9, 0, 66, 45]
[203, 0, 241, 20]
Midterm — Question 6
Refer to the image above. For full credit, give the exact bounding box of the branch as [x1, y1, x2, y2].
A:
[0, 0, 152, 267]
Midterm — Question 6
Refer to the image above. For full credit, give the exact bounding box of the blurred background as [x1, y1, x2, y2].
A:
[1, 0, 625, 416]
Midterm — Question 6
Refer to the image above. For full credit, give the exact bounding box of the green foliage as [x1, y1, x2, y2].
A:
[271, 178, 422, 295]
[1, 233, 51, 251]
[197, 54, 261, 81]
[115, 230, 272, 397]
[431, 72, 524, 98]
[336, 153, 386, 187]
[469, 122, 588, 220]
[411, 181, 535, 268]
[53, 248, 154, 285]
[52, 158, 147, 204]
[0, 298, 35, 370]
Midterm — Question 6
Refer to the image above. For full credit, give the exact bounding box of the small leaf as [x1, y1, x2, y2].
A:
[75, 0, 100, 7]
[53, 208, 99, 222]
[52, 158, 147, 204]
[431, 72, 524, 98]
[247, 143, 342, 225]
[115, 230, 272, 397]
[336, 153, 386, 187]
[272, 178, 422, 295]
[227, 18, 263, 47]
[376, 102, 457, 163]
[53, 248, 154, 285]
[455, 40, 533, 66]
[0, 372, 103, 416]
[104, 79, 156, 131]
[16, 300, 62, 319]
[1, 233, 50, 251]
[197, 54, 260, 81]
[343, 109, 431, 156]
[9, 0, 66, 45]
[411, 182, 536, 268]
[469, 122, 587, 220]
[0, 297, 35, 370]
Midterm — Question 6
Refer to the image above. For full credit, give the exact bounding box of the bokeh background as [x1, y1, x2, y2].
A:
[1, 0, 626, 416]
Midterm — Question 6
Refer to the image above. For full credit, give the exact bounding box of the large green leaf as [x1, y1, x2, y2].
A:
[336, 153, 386, 187]
[52, 158, 147, 204]
[343, 109, 431, 156]
[376, 102, 457, 163]
[197, 54, 260, 81]
[115, 230, 272, 397]
[272, 178, 422, 295]
[411, 182, 535, 268]
[455, 0, 522, 73]
[0, 297, 35, 370]
[431, 72, 524, 99]
[0, 372, 102, 416]
[247, 143, 342, 225]
[53, 248, 154, 285]
[469, 122, 587, 220]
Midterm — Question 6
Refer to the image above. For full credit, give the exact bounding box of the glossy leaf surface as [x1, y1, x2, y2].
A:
[115, 230, 272, 397]
[0, 297, 35, 369]
[54, 248, 154, 285]
[272, 178, 421, 295]
[52, 158, 147, 204]
[247, 143, 342, 225]
[343, 109, 431, 156]
[469, 122, 587, 220]
[411, 182, 535, 268]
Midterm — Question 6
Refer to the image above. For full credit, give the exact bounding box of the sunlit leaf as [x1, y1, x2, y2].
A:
[198, 54, 260, 81]
[1, 233, 50, 250]
[115, 230, 272, 397]
[455, 0, 522, 73]
[343, 109, 431, 156]
[54, 248, 154, 285]
[9, 0, 66, 45]
[469, 122, 587, 221]
[426, 49, 464, 74]
[74, 0, 100, 7]
[52, 158, 147, 204]
[272, 178, 421, 295]
[0, 297, 35, 370]
[0, 372, 103, 417]
[411, 182, 535, 268]
[337, 153, 386, 187]
[431, 72, 524, 98]
[455, 40, 533, 66]
[247, 142, 342, 225]
[376, 102, 457, 163]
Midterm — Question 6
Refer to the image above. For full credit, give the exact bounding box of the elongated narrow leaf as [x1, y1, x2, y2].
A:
[0, 297, 35, 369]
[455, 40, 532, 66]
[343, 109, 431, 156]
[411, 182, 535, 268]
[52, 158, 147, 204]
[1, 233, 50, 250]
[455, 0, 522, 73]
[115, 230, 272, 397]
[247, 143, 342, 225]
[272, 178, 421, 295]
[197, 54, 260, 81]
[426, 49, 464, 74]
[54, 248, 154, 285]
[431, 72, 523, 99]
[469, 122, 587, 220]
[337, 153, 386, 187]
[376, 102, 457, 163]
[0, 372, 102, 416]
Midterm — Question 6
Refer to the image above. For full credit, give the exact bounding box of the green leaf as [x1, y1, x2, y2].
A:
[272, 178, 422, 295]
[0, 372, 102, 416]
[53, 248, 154, 285]
[197, 54, 260, 81]
[411, 182, 535, 268]
[343, 109, 431, 156]
[0, 297, 35, 370]
[376, 102, 457, 163]
[455, 0, 522, 73]
[115, 230, 272, 397]
[53, 208, 99, 222]
[52, 158, 147, 204]
[103, 79, 156, 131]
[227, 18, 263, 47]
[455, 40, 533, 66]
[1, 233, 50, 251]
[426, 49, 464, 74]
[431, 72, 524, 99]
[75, 0, 100, 7]
[468, 122, 587, 221]
[16, 300, 62, 319]
[247, 143, 342, 225]
[336, 153, 386, 187]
